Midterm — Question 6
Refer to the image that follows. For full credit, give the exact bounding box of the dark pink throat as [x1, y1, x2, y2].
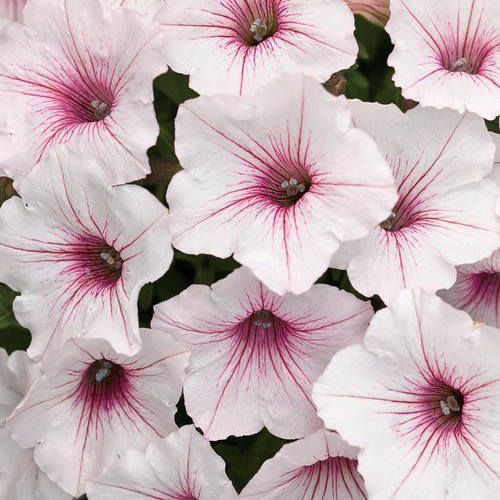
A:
[232, 309, 292, 347]
[471, 271, 500, 298]
[250, 309, 276, 328]
[259, 167, 311, 208]
[379, 195, 428, 233]
[91, 244, 123, 284]
[428, 384, 464, 427]
[86, 358, 125, 392]
[68, 237, 123, 287]
[225, 0, 280, 46]
[66, 357, 146, 440]
[435, 25, 497, 76]
[399, 379, 466, 443]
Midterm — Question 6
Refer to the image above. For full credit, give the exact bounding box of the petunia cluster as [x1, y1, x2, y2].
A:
[0, 0, 497, 499]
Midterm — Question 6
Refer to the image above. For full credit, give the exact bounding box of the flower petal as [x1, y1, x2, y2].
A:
[153, 266, 372, 440]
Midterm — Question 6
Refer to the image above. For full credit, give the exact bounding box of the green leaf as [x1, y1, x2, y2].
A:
[0, 324, 31, 354]
[212, 429, 291, 492]
[138, 282, 154, 311]
[353, 15, 388, 63]
[155, 70, 198, 105]
[345, 68, 370, 100]
[486, 119, 499, 134]
[150, 78, 179, 161]
[0, 284, 17, 329]
[372, 67, 402, 105]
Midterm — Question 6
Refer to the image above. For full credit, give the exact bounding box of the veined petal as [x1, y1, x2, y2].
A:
[439, 248, 500, 327]
[334, 102, 499, 303]
[240, 429, 367, 500]
[0, 350, 70, 500]
[313, 290, 500, 500]
[0, 147, 172, 359]
[168, 75, 397, 295]
[5, 330, 189, 497]
[387, 0, 500, 119]
[87, 426, 237, 500]
[152, 266, 372, 440]
[0, 0, 26, 22]
[157, 0, 357, 96]
[0, 0, 166, 188]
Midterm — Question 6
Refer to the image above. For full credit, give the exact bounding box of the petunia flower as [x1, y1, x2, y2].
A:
[330, 102, 499, 304]
[438, 249, 500, 328]
[438, 132, 500, 326]
[156, 0, 358, 96]
[152, 266, 373, 440]
[240, 429, 367, 499]
[386, 0, 500, 119]
[345, 0, 390, 27]
[167, 75, 397, 296]
[0, 148, 172, 360]
[313, 290, 500, 500]
[0, 0, 166, 188]
[5, 331, 189, 497]
[0, 0, 26, 22]
[87, 425, 237, 500]
[0, 349, 71, 500]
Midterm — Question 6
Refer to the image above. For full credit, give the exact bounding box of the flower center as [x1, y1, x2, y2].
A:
[379, 211, 396, 230]
[452, 57, 469, 72]
[230, 2, 279, 46]
[436, 389, 463, 421]
[250, 18, 268, 42]
[252, 310, 273, 328]
[272, 176, 309, 207]
[439, 395, 461, 416]
[281, 178, 306, 197]
[95, 360, 113, 382]
[91, 245, 122, 283]
[379, 193, 428, 232]
[86, 358, 124, 392]
[72, 357, 134, 426]
[432, 20, 499, 76]
[99, 248, 122, 271]
[90, 99, 111, 121]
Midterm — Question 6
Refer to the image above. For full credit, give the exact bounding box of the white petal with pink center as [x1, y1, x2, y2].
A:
[240, 429, 367, 499]
[5, 330, 189, 497]
[438, 248, 500, 327]
[0, 148, 172, 360]
[331, 102, 499, 303]
[345, 0, 390, 27]
[156, 0, 357, 96]
[152, 266, 372, 440]
[0, 0, 166, 188]
[0, 349, 70, 500]
[168, 76, 398, 296]
[0, 0, 25, 22]
[87, 425, 237, 500]
[387, 0, 500, 119]
[313, 290, 500, 500]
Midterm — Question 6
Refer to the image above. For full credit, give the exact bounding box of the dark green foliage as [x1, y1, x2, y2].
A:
[212, 429, 291, 492]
